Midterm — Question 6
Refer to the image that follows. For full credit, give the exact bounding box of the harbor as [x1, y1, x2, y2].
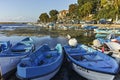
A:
[0, 25, 120, 80]
[1, 0, 120, 80]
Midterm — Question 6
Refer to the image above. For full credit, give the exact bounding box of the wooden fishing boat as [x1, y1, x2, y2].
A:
[0, 37, 35, 79]
[16, 44, 63, 80]
[64, 44, 119, 80]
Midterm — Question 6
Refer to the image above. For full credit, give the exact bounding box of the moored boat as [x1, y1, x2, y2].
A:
[94, 28, 119, 34]
[64, 44, 119, 80]
[92, 34, 120, 60]
[92, 41, 120, 62]
[0, 37, 35, 79]
[16, 44, 63, 80]
[82, 24, 98, 30]
[95, 33, 108, 38]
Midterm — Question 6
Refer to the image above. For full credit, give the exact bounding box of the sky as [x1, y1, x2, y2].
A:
[0, 0, 77, 22]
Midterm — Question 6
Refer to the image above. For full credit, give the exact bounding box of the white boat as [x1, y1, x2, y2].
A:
[104, 42, 120, 57]
[0, 37, 35, 79]
[93, 38, 120, 57]
[72, 63, 115, 80]
[64, 44, 119, 80]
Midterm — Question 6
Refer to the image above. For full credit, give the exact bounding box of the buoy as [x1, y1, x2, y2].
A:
[68, 38, 78, 47]
[93, 39, 101, 47]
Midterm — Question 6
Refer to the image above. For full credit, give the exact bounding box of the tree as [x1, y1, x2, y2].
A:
[39, 13, 49, 23]
[96, 5, 116, 19]
[100, 0, 107, 8]
[79, 2, 93, 18]
[69, 4, 78, 19]
[100, 0, 120, 21]
[49, 10, 58, 17]
[77, 0, 98, 19]
[78, 0, 91, 7]
[112, 0, 120, 21]
[49, 10, 58, 22]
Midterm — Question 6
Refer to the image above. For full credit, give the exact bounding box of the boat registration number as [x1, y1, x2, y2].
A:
[76, 65, 89, 73]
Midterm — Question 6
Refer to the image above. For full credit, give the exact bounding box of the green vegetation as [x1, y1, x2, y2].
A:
[39, 13, 49, 23]
[49, 10, 58, 22]
[38, 10, 58, 23]
[38, 0, 120, 23]
[68, 4, 78, 19]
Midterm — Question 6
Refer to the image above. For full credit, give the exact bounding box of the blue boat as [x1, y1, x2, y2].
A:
[94, 33, 116, 45]
[64, 44, 119, 80]
[94, 28, 120, 34]
[0, 37, 35, 79]
[0, 41, 11, 53]
[16, 44, 63, 80]
[95, 33, 108, 38]
[11, 37, 35, 52]
[82, 24, 98, 30]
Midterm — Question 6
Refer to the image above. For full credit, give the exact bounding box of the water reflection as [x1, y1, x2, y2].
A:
[0, 25, 119, 80]
[0, 35, 68, 48]
[0, 34, 91, 80]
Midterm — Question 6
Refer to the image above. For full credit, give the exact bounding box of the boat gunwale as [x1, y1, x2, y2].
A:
[17, 49, 63, 68]
[16, 62, 62, 79]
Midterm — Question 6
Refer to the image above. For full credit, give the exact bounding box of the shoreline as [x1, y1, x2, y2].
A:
[61, 24, 120, 28]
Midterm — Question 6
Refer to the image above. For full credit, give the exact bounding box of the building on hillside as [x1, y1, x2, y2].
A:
[57, 10, 69, 21]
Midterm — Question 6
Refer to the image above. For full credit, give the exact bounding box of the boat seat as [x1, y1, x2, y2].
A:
[71, 55, 85, 61]
[43, 56, 57, 64]
[20, 58, 33, 67]
[71, 54, 103, 62]
[34, 55, 44, 66]
[70, 52, 96, 56]
[30, 50, 58, 66]
[44, 50, 58, 57]
[42, 51, 58, 64]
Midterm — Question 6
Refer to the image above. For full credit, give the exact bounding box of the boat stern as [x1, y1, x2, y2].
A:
[16, 66, 27, 79]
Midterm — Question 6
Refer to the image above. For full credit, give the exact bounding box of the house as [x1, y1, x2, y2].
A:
[58, 10, 69, 20]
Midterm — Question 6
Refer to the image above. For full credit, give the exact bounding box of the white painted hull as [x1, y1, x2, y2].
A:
[92, 45, 120, 59]
[0, 55, 27, 77]
[72, 63, 115, 80]
[32, 67, 60, 80]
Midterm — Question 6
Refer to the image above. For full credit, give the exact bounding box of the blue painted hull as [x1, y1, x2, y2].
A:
[16, 44, 63, 79]
[64, 44, 119, 76]
[0, 37, 34, 79]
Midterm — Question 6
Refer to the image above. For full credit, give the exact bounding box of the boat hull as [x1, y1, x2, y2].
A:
[31, 66, 60, 80]
[0, 55, 27, 78]
[72, 63, 115, 80]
